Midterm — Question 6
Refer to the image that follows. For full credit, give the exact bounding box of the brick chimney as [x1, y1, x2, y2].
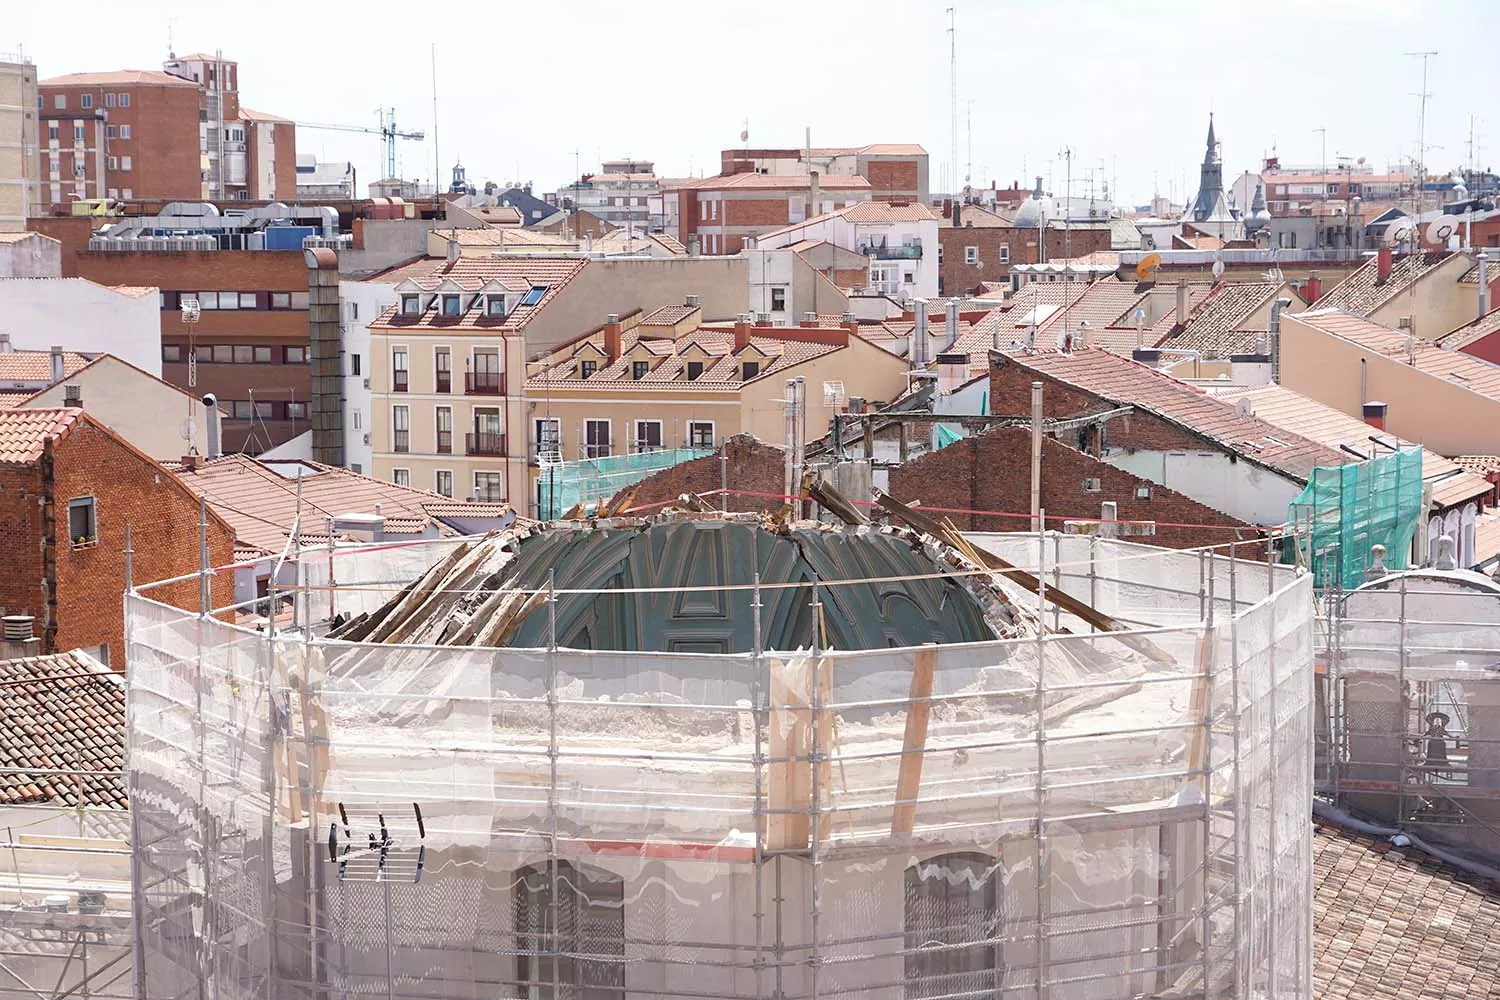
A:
[734, 313, 753, 352]
[1377, 246, 1393, 282]
[1304, 273, 1322, 303]
[800, 312, 818, 327]
[603, 313, 622, 363]
[842, 312, 859, 335]
[1362, 400, 1387, 431]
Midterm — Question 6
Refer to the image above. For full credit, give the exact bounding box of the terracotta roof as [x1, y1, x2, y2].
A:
[997, 348, 1345, 483]
[838, 201, 937, 223]
[0, 350, 92, 383]
[0, 650, 125, 809]
[1138, 282, 1220, 340]
[1436, 305, 1500, 352]
[1210, 383, 1492, 509]
[432, 227, 576, 248]
[238, 106, 292, 124]
[167, 455, 515, 556]
[640, 304, 701, 326]
[1031, 282, 1152, 353]
[1453, 455, 1500, 475]
[1294, 309, 1500, 400]
[1313, 250, 1455, 315]
[42, 70, 198, 88]
[1313, 821, 1500, 1000]
[370, 256, 590, 334]
[0, 408, 82, 464]
[1458, 257, 1498, 284]
[0, 393, 30, 408]
[1167, 281, 1281, 341]
[943, 204, 1015, 228]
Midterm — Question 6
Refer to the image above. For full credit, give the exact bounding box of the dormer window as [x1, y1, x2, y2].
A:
[742, 361, 761, 379]
[632, 360, 650, 380]
[580, 360, 597, 379]
[686, 360, 704, 381]
[442, 295, 461, 316]
[521, 285, 548, 307]
[487, 295, 506, 317]
[401, 295, 419, 315]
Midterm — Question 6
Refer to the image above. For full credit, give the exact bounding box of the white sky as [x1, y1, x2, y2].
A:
[7, 0, 1498, 206]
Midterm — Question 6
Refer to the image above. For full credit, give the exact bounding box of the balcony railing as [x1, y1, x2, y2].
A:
[436, 430, 452, 454]
[466, 431, 506, 456]
[466, 370, 504, 395]
[861, 243, 923, 260]
[584, 443, 612, 459]
[436, 371, 451, 393]
[393, 430, 409, 453]
[393, 370, 409, 393]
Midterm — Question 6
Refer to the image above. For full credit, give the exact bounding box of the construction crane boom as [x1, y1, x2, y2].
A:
[299, 108, 425, 181]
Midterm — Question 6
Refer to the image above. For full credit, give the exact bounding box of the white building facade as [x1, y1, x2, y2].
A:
[754, 202, 940, 305]
[0, 277, 161, 373]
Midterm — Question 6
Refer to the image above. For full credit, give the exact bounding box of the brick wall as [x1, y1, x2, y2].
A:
[610, 435, 787, 513]
[865, 160, 919, 195]
[50, 418, 234, 668]
[724, 198, 793, 228]
[887, 426, 1257, 552]
[938, 226, 1111, 295]
[0, 463, 46, 647]
[38, 82, 202, 205]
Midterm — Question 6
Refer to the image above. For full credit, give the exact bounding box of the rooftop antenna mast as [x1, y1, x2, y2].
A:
[965, 99, 974, 188]
[947, 7, 958, 197]
[1406, 50, 1437, 246]
[431, 43, 440, 203]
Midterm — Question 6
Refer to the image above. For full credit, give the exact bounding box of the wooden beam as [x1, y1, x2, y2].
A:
[808, 479, 869, 525]
[767, 656, 811, 851]
[890, 646, 937, 837]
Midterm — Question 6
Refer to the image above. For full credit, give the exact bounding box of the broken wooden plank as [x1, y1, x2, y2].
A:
[808, 479, 868, 526]
[367, 540, 475, 643]
[890, 645, 937, 837]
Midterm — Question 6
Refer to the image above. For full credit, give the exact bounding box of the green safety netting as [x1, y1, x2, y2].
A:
[1289, 446, 1423, 591]
[934, 424, 965, 450]
[536, 447, 714, 520]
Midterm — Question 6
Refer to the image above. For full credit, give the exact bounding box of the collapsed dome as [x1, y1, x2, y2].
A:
[333, 515, 1036, 651]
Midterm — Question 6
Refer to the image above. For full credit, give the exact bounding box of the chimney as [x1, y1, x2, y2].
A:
[1174, 280, 1189, 327]
[0, 333, 10, 352]
[0, 615, 40, 660]
[445, 235, 460, 262]
[944, 299, 960, 350]
[800, 311, 818, 327]
[809, 170, 822, 217]
[912, 298, 929, 367]
[50, 345, 64, 384]
[755, 312, 773, 327]
[1362, 400, 1388, 431]
[584, 233, 593, 253]
[942, 198, 952, 220]
[603, 313, 622, 363]
[63, 384, 82, 407]
[1377, 246, 1393, 282]
[841, 311, 859, 335]
[936, 352, 970, 395]
[687, 234, 700, 256]
[953, 200, 962, 227]
[685, 293, 700, 309]
[1304, 273, 1323, 303]
[179, 453, 206, 471]
[1479, 250, 1490, 319]
[734, 312, 753, 352]
[203, 395, 222, 459]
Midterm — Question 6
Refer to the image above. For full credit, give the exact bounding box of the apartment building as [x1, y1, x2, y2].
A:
[665, 173, 872, 255]
[720, 143, 928, 203]
[558, 159, 661, 230]
[37, 53, 295, 207]
[366, 254, 753, 507]
[0, 54, 40, 229]
[754, 200, 940, 303]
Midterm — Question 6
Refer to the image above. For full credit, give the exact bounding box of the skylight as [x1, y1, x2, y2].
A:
[521, 285, 548, 307]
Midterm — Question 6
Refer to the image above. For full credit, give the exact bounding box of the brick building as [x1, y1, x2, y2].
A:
[51, 244, 315, 451]
[608, 434, 788, 514]
[664, 173, 872, 255]
[887, 426, 1257, 550]
[39, 53, 295, 208]
[719, 144, 928, 203]
[938, 222, 1112, 295]
[0, 407, 234, 667]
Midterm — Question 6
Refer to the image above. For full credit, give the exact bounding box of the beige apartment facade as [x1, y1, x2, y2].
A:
[0, 56, 41, 230]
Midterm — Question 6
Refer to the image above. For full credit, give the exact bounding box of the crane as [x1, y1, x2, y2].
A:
[298, 108, 425, 181]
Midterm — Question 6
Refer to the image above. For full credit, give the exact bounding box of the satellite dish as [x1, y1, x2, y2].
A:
[1212, 258, 1226, 280]
[1135, 253, 1162, 281]
[1386, 219, 1416, 246]
[1425, 214, 1459, 247]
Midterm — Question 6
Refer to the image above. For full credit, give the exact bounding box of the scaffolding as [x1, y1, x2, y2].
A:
[1288, 447, 1423, 592]
[121, 528, 1315, 1000]
[535, 447, 713, 521]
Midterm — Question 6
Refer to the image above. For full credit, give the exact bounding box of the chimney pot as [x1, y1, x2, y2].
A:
[1, 615, 35, 641]
[734, 313, 753, 352]
[604, 314, 623, 363]
[1304, 273, 1323, 303]
[1377, 246, 1394, 281]
[912, 298, 929, 368]
[1362, 400, 1388, 431]
[1174, 280, 1189, 327]
[684, 294, 699, 308]
[50, 345, 64, 385]
[63, 384, 81, 407]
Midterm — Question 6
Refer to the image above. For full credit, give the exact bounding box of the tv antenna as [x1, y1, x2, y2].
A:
[947, 7, 958, 196]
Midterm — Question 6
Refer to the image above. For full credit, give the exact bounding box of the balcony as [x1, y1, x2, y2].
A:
[861, 243, 923, 260]
[436, 430, 452, 455]
[465, 370, 504, 395]
[436, 371, 452, 393]
[466, 431, 506, 456]
[393, 370, 409, 393]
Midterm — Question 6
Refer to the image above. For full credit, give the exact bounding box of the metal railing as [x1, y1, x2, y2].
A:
[436, 371, 451, 393]
[466, 370, 504, 395]
[436, 430, 452, 454]
[861, 243, 923, 259]
[466, 431, 506, 456]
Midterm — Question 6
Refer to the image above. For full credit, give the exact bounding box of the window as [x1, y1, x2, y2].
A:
[964, 246, 979, 265]
[521, 285, 548, 307]
[401, 294, 420, 315]
[634, 419, 663, 453]
[73, 162, 86, 178]
[121, 188, 131, 199]
[284, 346, 307, 364]
[108, 156, 118, 170]
[688, 421, 714, 448]
[435, 470, 453, 498]
[254, 346, 272, 364]
[162, 344, 182, 363]
[742, 360, 761, 379]
[632, 360, 650, 381]
[474, 472, 505, 502]
[904, 272, 914, 284]
[1134, 485, 1152, 500]
[441, 294, 461, 316]
[104, 92, 116, 108]
[580, 359, 597, 379]
[350, 463, 362, 475]
[392, 349, 409, 392]
[54, 94, 65, 109]
[514, 862, 625, 1000]
[271, 292, 292, 309]
[353, 410, 361, 429]
[239, 292, 257, 309]
[253, 401, 273, 420]
[534, 417, 561, 458]
[435, 406, 453, 454]
[212, 345, 235, 363]
[232, 345, 253, 364]
[81, 93, 93, 109]
[392, 468, 410, 487]
[904, 853, 1000, 998]
[287, 401, 307, 420]
[392, 405, 410, 453]
[685, 360, 704, 381]
[74, 125, 84, 142]
[68, 497, 97, 546]
[770, 287, 787, 312]
[1082, 477, 1101, 493]
[194, 345, 214, 363]
[120, 156, 131, 171]
[937, 244, 944, 264]
[347, 302, 358, 321]
[118, 93, 129, 108]
[435, 349, 451, 392]
[230, 401, 254, 420]
[584, 419, 611, 458]
[350, 353, 361, 376]
[997, 246, 1010, 264]
[486, 295, 506, 316]
[47, 125, 57, 141]
[106, 125, 116, 139]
